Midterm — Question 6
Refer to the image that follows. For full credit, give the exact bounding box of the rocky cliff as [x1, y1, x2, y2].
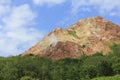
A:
[22, 16, 120, 60]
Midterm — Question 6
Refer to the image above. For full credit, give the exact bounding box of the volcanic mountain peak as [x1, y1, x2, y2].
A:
[23, 16, 120, 60]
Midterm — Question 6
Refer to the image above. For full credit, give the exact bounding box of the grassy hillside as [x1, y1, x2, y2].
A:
[92, 75, 120, 80]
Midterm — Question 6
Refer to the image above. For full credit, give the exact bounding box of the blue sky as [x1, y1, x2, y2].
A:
[0, 0, 120, 56]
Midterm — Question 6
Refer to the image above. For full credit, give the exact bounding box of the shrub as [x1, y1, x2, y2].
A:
[67, 30, 79, 39]
[20, 76, 40, 80]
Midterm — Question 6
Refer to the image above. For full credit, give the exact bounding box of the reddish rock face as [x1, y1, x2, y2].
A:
[22, 16, 120, 60]
[44, 41, 84, 60]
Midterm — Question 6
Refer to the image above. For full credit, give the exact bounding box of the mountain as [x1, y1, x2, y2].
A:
[22, 16, 120, 60]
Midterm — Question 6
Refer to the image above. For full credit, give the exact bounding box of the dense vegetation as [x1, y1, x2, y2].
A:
[92, 75, 120, 80]
[0, 44, 120, 80]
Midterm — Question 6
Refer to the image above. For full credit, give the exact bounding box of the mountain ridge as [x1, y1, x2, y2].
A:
[22, 16, 120, 60]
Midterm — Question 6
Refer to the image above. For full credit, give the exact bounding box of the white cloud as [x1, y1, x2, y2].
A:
[33, 0, 66, 6]
[71, 0, 120, 16]
[0, 0, 11, 4]
[109, 12, 120, 17]
[0, 0, 11, 17]
[0, 1, 44, 56]
[0, 25, 2, 29]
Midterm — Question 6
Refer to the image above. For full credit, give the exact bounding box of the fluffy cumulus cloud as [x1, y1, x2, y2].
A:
[0, 0, 43, 56]
[71, 0, 120, 16]
[33, 0, 66, 6]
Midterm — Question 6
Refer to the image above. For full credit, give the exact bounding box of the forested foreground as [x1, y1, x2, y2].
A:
[92, 75, 120, 80]
[0, 44, 120, 80]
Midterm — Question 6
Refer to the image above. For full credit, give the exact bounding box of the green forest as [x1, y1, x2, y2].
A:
[92, 75, 120, 80]
[0, 44, 120, 80]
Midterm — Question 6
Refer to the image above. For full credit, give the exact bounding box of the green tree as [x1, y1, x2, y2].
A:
[110, 43, 120, 57]
[20, 76, 40, 80]
[97, 60, 113, 76]
[80, 65, 97, 79]
[112, 57, 120, 74]
[0, 57, 19, 80]
[50, 58, 82, 80]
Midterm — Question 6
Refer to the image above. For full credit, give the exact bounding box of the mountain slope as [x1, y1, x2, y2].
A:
[22, 16, 120, 60]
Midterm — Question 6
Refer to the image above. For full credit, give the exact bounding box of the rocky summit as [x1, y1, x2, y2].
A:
[22, 16, 120, 60]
